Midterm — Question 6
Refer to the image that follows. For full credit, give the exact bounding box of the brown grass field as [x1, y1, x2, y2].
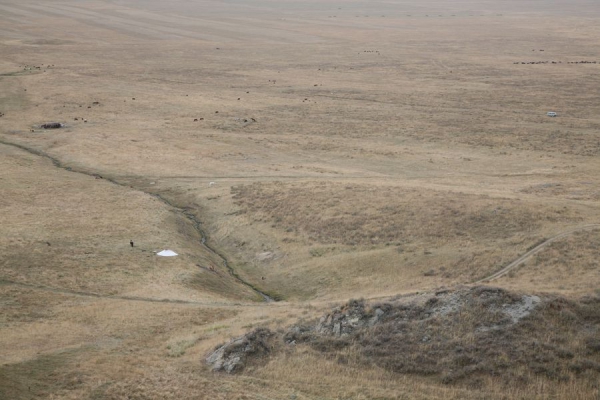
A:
[1, 0, 599, 398]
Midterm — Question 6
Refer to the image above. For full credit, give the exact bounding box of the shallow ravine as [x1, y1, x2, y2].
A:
[0, 138, 274, 303]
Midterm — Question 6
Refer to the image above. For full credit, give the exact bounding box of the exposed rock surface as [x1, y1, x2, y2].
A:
[206, 328, 273, 373]
[291, 286, 542, 340]
[428, 286, 541, 326]
[502, 294, 541, 323]
[314, 299, 385, 337]
[207, 286, 600, 388]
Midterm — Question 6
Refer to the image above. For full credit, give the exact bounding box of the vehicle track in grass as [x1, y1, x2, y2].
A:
[0, 278, 241, 307]
[474, 224, 600, 283]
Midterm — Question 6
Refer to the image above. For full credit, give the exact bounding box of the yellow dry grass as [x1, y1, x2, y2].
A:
[1, 0, 599, 398]
[497, 229, 600, 295]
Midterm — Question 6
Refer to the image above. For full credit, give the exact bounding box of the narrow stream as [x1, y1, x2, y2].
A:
[0, 139, 275, 302]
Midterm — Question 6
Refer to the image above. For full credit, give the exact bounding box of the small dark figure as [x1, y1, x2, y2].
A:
[130, 240, 134, 248]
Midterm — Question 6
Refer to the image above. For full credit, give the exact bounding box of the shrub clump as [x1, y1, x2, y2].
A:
[283, 287, 600, 387]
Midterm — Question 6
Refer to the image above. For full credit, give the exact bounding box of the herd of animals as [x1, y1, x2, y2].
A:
[514, 60, 598, 65]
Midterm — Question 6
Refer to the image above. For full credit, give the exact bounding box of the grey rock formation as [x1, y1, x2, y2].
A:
[315, 299, 386, 336]
[206, 328, 272, 373]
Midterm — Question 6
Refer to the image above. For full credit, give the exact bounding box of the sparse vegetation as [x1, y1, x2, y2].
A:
[232, 182, 578, 247]
[2, 0, 600, 398]
[216, 287, 600, 396]
[166, 337, 198, 357]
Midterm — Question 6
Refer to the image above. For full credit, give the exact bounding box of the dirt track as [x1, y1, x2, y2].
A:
[0, 278, 275, 308]
[475, 224, 600, 283]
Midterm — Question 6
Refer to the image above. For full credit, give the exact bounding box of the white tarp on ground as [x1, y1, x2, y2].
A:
[157, 250, 178, 257]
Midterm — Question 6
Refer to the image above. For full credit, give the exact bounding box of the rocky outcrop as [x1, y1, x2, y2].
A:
[315, 299, 385, 337]
[205, 287, 600, 388]
[206, 328, 273, 373]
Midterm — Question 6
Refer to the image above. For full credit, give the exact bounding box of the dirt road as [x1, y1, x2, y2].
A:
[475, 224, 600, 283]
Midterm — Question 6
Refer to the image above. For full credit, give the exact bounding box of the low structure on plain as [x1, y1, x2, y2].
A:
[156, 250, 178, 257]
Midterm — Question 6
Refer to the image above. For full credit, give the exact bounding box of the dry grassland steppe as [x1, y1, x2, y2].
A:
[1, 0, 599, 398]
